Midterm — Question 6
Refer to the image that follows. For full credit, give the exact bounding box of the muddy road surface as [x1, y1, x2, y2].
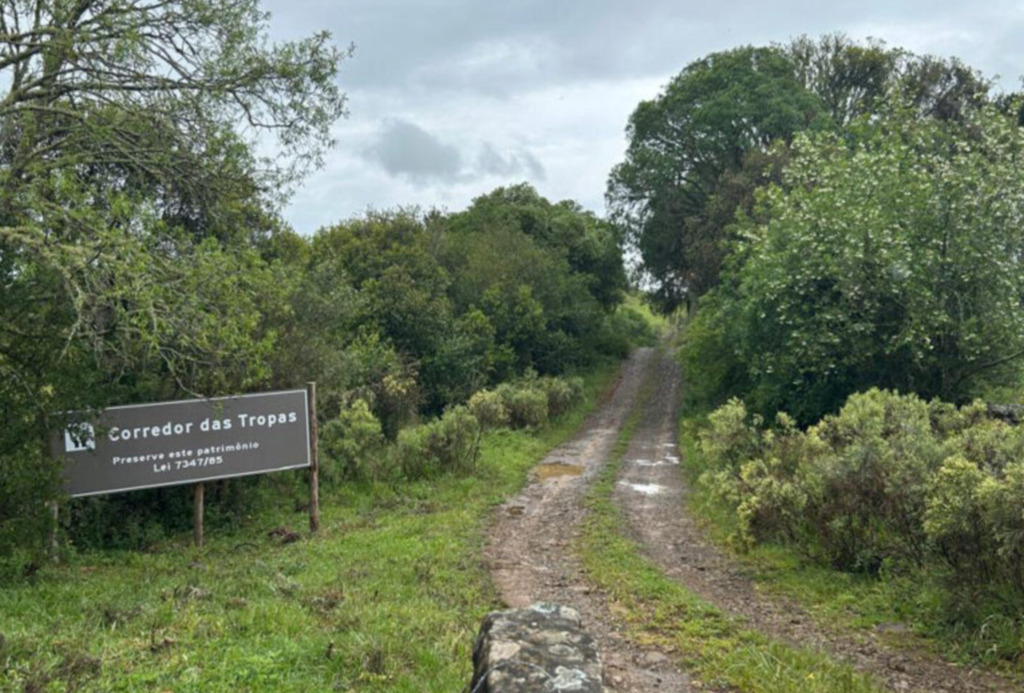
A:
[485, 347, 1018, 692]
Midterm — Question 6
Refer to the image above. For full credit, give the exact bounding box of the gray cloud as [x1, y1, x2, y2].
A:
[477, 143, 546, 181]
[362, 119, 462, 184]
[264, 0, 1024, 231]
[360, 118, 547, 187]
[267, 0, 1018, 97]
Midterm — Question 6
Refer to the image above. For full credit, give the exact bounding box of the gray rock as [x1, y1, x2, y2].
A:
[469, 603, 604, 692]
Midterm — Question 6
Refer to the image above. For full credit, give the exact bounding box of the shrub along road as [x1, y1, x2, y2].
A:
[486, 347, 1019, 692]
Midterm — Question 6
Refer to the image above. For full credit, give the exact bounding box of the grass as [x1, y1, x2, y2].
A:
[0, 360, 622, 693]
[575, 364, 884, 693]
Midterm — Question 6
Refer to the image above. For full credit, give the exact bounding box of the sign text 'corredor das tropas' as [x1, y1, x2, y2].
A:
[53, 390, 310, 497]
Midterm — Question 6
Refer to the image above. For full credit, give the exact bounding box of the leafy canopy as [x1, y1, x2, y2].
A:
[607, 45, 830, 311]
[0, 0, 348, 551]
[684, 99, 1024, 423]
[609, 35, 998, 313]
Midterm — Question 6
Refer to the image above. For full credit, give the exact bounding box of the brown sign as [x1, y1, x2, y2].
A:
[53, 390, 310, 497]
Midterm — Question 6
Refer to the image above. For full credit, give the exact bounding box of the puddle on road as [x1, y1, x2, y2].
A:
[631, 457, 679, 467]
[619, 481, 666, 495]
[536, 463, 583, 480]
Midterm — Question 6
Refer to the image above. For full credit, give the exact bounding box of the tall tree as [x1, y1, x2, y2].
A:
[0, 0, 348, 392]
[610, 36, 997, 313]
[785, 33, 898, 126]
[0, 0, 348, 550]
[441, 184, 626, 376]
[786, 34, 992, 124]
[607, 46, 828, 312]
[684, 101, 1024, 423]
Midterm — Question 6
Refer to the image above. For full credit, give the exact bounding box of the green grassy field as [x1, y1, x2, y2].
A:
[0, 362, 621, 693]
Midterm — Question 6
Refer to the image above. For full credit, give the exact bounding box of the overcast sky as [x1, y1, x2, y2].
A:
[260, 0, 1024, 234]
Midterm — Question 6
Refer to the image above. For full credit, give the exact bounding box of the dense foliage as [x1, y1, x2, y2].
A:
[1, 178, 635, 564]
[607, 45, 827, 310]
[609, 34, 996, 313]
[278, 186, 628, 429]
[318, 371, 585, 484]
[683, 101, 1024, 423]
[632, 38, 1024, 665]
[0, 0, 346, 561]
[0, 2, 636, 563]
[698, 390, 1024, 661]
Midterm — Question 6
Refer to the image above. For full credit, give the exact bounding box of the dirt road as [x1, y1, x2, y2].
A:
[484, 347, 1018, 692]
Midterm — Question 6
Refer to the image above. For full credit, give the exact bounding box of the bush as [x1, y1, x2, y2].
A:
[614, 305, 659, 347]
[803, 390, 942, 571]
[700, 388, 1024, 606]
[923, 455, 993, 584]
[700, 398, 768, 471]
[700, 403, 819, 549]
[976, 461, 1024, 595]
[467, 389, 509, 430]
[924, 409, 1024, 596]
[678, 295, 752, 415]
[537, 376, 584, 420]
[942, 410, 1024, 476]
[496, 383, 549, 429]
[592, 304, 659, 358]
[733, 456, 810, 550]
[0, 447, 63, 579]
[701, 390, 946, 571]
[394, 406, 481, 480]
[925, 453, 1024, 597]
[320, 399, 386, 481]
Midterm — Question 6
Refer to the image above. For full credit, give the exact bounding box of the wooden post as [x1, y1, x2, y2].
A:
[47, 501, 59, 561]
[194, 482, 204, 549]
[42, 414, 60, 562]
[307, 381, 320, 533]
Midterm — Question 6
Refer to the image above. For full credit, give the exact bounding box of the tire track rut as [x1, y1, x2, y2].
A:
[485, 347, 1018, 692]
[615, 350, 1017, 693]
[485, 348, 691, 691]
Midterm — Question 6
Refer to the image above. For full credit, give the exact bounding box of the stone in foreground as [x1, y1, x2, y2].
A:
[469, 603, 604, 692]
